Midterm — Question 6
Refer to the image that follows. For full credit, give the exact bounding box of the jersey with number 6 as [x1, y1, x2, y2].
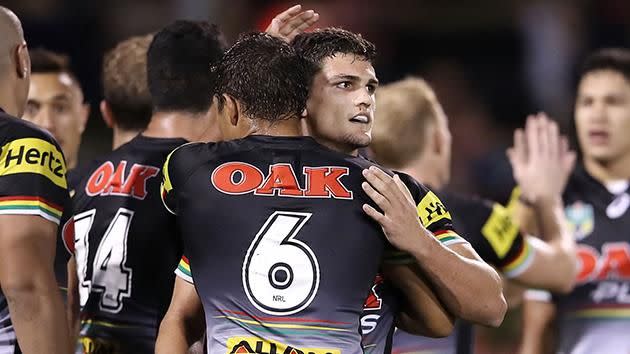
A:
[70, 135, 187, 354]
[162, 136, 444, 354]
[0, 111, 71, 354]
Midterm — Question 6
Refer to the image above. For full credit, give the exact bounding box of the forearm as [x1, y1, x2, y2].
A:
[519, 295, 556, 354]
[4, 282, 71, 354]
[533, 199, 577, 291]
[407, 235, 506, 327]
[383, 264, 454, 337]
[156, 315, 198, 354]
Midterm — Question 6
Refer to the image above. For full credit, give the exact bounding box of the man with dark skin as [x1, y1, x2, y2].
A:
[0, 6, 72, 354]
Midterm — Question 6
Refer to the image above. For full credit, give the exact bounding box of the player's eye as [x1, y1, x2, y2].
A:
[336, 81, 352, 90]
[25, 102, 39, 116]
[52, 103, 69, 114]
[578, 96, 593, 107]
[605, 95, 626, 106]
[367, 84, 377, 94]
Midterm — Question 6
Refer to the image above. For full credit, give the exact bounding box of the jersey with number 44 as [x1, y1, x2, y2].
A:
[70, 135, 187, 353]
[162, 136, 451, 354]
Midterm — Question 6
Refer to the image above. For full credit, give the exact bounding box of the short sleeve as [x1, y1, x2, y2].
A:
[440, 192, 535, 278]
[0, 135, 69, 225]
[175, 255, 193, 284]
[383, 173, 467, 264]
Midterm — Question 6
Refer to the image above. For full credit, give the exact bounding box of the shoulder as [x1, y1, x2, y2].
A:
[0, 113, 61, 149]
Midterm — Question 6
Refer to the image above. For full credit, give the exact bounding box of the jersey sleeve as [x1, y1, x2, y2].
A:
[160, 142, 201, 215]
[440, 191, 535, 278]
[383, 173, 467, 264]
[0, 133, 69, 225]
[175, 255, 194, 284]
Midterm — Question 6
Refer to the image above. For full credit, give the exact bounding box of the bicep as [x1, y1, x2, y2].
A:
[168, 277, 203, 320]
[0, 215, 58, 288]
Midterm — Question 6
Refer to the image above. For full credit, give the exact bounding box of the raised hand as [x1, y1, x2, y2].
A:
[507, 113, 576, 204]
[265, 5, 319, 43]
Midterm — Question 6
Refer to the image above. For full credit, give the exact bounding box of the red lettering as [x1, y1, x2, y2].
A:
[85, 161, 159, 200]
[212, 162, 264, 195]
[577, 245, 598, 283]
[120, 165, 160, 199]
[304, 167, 352, 199]
[363, 273, 384, 310]
[106, 161, 127, 195]
[86, 162, 115, 196]
[596, 243, 630, 280]
[62, 218, 75, 254]
[256, 164, 303, 197]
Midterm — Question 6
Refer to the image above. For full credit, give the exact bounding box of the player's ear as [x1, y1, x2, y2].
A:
[222, 94, 239, 127]
[79, 102, 90, 134]
[15, 42, 29, 80]
[100, 100, 115, 128]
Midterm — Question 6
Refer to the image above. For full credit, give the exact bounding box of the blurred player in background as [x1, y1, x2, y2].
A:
[520, 48, 630, 354]
[369, 77, 577, 353]
[22, 48, 89, 177]
[69, 21, 225, 354]
[0, 6, 72, 353]
[100, 34, 153, 150]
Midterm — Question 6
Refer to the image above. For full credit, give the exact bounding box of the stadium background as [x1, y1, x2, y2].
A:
[3, 0, 630, 352]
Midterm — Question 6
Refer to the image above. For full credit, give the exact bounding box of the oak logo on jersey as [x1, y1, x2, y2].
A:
[482, 204, 519, 258]
[576, 242, 630, 284]
[86, 160, 160, 200]
[211, 162, 353, 199]
[226, 337, 340, 354]
[565, 201, 594, 240]
[416, 191, 451, 227]
[0, 137, 67, 188]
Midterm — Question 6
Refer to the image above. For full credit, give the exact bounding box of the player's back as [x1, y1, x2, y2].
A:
[72, 135, 187, 353]
[163, 135, 387, 353]
[0, 112, 71, 353]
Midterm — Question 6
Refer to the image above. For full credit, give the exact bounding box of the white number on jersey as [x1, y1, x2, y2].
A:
[242, 211, 319, 315]
[73, 208, 134, 313]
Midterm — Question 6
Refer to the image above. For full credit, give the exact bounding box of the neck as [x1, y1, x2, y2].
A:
[142, 111, 209, 142]
[0, 82, 19, 117]
[111, 127, 141, 150]
[249, 118, 302, 138]
[583, 154, 630, 183]
[399, 154, 444, 189]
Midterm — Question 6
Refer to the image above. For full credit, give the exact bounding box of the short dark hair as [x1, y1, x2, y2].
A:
[147, 20, 226, 114]
[103, 34, 153, 131]
[30, 48, 81, 87]
[580, 48, 630, 82]
[214, 32, 315, 122]
[292, 27, 377, 70]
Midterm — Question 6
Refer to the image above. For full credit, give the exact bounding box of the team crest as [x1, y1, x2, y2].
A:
[565, 201, 595, 240]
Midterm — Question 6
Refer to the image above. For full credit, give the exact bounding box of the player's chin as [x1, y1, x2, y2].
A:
[345, 133, 371, 149]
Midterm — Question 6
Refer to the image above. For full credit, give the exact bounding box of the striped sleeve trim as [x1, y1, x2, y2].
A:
[434, 229, 468, 247]
[174, 256, 193, 284]
[502, 238, 535, 278]
[0, 196, 63, 224]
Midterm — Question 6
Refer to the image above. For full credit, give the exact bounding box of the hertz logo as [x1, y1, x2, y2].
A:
[416, 191, 451, 228]
[0, 138, 67, 188]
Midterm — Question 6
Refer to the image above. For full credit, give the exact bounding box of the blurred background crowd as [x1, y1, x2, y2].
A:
[4, 1, 630, 352]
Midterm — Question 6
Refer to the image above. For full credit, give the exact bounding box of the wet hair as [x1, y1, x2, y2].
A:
[214, 32, 315, 122]
[292, 27, 376, 69]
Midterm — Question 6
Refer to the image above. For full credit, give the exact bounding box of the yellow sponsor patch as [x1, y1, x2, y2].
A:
[416, 191, 452, 228]
[0, 138, 66, 188]
[226, 336, 340, 354]
[481, 203, 519, 258]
